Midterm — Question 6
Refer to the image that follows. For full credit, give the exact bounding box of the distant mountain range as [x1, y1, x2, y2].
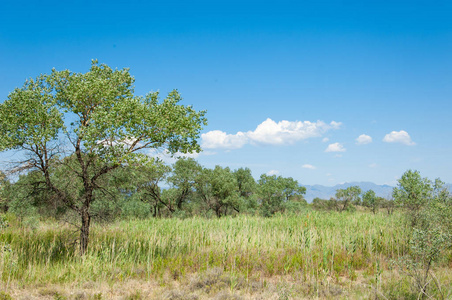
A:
[302, 182, 395, 202]
[302, 182, 452, 202]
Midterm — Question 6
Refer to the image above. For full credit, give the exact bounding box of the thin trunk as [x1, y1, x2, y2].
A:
[80, 206, 91, 255]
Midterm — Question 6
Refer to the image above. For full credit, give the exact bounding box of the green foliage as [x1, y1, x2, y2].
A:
[381, 197, 396, 215]
[165, 158, 202, 214]
[362, 190, 383, 214]
[258, 174, 306, 217]
[195, 165, 240, 217]
[334, 186, 361, 212]
[311, 197, 338, 211]
[232, 168, 258, 214]
[0, 215, 8, 230]
[0, 291, 13, 300]
[233, 168, 256, 199]
[116, 161, 171, 217]
[0, 74, 63, 151]
[118, 199, 151, 219]
[4, 171, 53, 220]
[0, 172, 9, 212]
[393, 170, 434, 224]
[393, 170, 452, 299]
[0, 61, 207, 253]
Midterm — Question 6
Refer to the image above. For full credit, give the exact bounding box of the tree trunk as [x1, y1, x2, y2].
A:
[214, 203, 222, 218]
[80, 206, 91, 255]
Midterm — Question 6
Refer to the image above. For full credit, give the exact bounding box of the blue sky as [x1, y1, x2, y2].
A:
[1, 0, 451, 186]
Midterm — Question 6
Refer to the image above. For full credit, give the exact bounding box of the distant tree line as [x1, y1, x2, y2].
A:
[4, 156, 444, 222]
[311, 186, 395, 214]
[0, 158, 307, 220]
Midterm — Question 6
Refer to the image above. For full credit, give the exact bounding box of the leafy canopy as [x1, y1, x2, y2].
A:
[0, 60, 207, 167]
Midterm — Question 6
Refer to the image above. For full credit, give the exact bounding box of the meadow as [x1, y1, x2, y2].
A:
[1, 210, 450, 299]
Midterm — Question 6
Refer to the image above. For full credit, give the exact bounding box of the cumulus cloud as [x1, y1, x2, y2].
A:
[201, 130, 248, 149]
[266, 170, 280, 176]
[383, 130, 415, 146]
[356, 134, 372, 145]
[201, 118, 342, 149]
[302, 164, 316, 170]
[325, 142, 346, 152]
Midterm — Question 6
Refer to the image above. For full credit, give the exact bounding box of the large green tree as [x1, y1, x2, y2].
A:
[258, 174, 306, 216]
[195, 165, 240, 217]
[0, 61, 207, 254]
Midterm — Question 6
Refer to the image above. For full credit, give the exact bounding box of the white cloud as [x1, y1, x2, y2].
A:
[383, 130, 415, 146]
[201, 118, 342, 149]
[325, 142, 346, 152]
[266, 170, 280, 176]
[322, 137, 329, 143]
[201, 130, 248, 149]
[369, 163, 378, 168]
[356, 134, 372, 145]
[329, 121, 342, 129]
[302, 164, 316, 170]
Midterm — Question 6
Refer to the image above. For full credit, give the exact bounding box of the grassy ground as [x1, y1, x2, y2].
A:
[0, 211, 451, 299]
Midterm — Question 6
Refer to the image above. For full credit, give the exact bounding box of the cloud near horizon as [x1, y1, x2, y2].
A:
[383, 130, 415, 146]
[201, 118, 342, 149]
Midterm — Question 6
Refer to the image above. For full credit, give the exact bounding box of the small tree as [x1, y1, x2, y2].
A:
[393, 170, 433, 226]
[258, 174, 306, 216]
[0, 61, 207, 254]
[362, 189, 382, 214]
[335, 186, 361, 212]
[380, 197, 395, 215]
[166, 158, 202, 212]
[393, 170, 452, 299]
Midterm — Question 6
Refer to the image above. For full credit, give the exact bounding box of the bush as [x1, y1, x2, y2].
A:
[393, 170, 452, 299]
[119, 199, 151, 219]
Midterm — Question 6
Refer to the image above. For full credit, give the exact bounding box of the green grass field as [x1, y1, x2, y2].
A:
[0, 211, 451, 299]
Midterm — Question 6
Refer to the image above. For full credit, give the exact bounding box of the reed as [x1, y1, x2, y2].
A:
[0, 210, 416, 286]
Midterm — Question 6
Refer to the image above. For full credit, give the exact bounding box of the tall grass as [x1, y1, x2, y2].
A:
[0, 211, 413, 285]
